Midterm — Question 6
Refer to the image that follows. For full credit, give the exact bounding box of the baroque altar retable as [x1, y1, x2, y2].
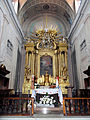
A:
[22, 25, 70, 95]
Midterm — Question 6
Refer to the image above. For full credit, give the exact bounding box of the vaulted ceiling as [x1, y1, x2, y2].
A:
[18, 0, 75, 37]
[18, 0, 75, 10]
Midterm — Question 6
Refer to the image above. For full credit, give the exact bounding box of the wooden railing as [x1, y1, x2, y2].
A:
[63, 98, 90, 116]
[0, 97, 34, 116]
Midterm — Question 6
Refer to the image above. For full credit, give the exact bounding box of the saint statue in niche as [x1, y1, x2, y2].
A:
[40, 55, 53, 76]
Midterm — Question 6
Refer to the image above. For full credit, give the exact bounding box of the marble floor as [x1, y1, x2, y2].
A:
[0, 115, 90, 120]
[0, 106, 90, 120]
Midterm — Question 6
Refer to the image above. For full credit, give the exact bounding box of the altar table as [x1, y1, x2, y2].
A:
[32, 87, 63, 104]
[35, 88, 58, 94]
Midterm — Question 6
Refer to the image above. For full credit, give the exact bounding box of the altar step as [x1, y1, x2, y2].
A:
[34, 106, 63, 115]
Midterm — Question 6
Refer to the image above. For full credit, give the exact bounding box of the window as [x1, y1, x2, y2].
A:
[7, 40, 13, 56]
[12, 0, 18, 14]
[75, 0, 81, 13]
[80, 39, 86, 51]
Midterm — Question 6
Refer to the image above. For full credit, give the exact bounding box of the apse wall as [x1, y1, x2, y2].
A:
[23, 15, 68, 37]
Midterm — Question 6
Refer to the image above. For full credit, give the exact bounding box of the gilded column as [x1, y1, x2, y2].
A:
[57, 53, 58, 76]
[55, 52, 58, 76]
[56, 52, 59, 76]
[55, 53, 57, 77]
[33, 52, 35, 75]
[65, 51, 67, 68]
[31, 52, 32, 75]
[25, 51, 29, 66]
[31, 51, 34, 75]
[29, 52, 31, 68]
[35, 52, 38, 77]
[37, 54, 40, 78]
[34, 53, 36, 75]
[59, 51, 62, 77]
[62, 52, 65, 67]
[58, 52, 60, 77]
[61, 52, 64, 76]
[53, 55, 55, 78]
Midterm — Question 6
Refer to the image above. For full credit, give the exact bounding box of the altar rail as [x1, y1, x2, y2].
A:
[63, 98, 90, 116]
[0, 97, 34, 116]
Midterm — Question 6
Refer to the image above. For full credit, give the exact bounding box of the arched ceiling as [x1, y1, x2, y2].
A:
[18, 0, 74, 10]
[18, 0, 75, 37]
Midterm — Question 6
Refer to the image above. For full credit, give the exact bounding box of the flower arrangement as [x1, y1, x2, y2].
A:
[39, 95, 56, 105]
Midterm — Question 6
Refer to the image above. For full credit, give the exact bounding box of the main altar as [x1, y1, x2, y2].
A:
[22, 20, 70, 98]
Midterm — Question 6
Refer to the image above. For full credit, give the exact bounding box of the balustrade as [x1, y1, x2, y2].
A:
[63, 98, 90, 116]
[0, 97, 34, 116]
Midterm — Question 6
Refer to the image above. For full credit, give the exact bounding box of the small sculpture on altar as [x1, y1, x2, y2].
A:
[44, 71, 50, 86]
[25, 66, 31, 76]
[62, 67, 67, 76]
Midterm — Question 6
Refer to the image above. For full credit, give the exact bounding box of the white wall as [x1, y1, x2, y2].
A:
[0, 0, 24, 90]
[68, 0, 90, 89]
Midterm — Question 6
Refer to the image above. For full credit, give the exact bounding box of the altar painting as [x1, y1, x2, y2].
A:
[40, 55, 53, 76]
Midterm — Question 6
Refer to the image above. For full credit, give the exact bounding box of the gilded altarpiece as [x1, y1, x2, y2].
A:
[22, 41, 70, 94]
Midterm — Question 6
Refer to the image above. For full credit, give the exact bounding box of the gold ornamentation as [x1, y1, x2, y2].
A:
[22, 22, 69, 94]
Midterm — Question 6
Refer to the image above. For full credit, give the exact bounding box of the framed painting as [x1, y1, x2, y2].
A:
[40, 55, 53, 76]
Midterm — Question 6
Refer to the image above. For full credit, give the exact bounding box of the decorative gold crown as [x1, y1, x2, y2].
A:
[25, 16, 68, 49]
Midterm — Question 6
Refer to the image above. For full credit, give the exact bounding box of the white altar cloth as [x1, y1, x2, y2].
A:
[35, 88, 58, 94]
[32, 87, 63, 104]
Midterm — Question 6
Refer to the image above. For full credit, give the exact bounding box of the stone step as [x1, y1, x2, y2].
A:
[34, 107, 63, 114]
[0, 116, 90, 120]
